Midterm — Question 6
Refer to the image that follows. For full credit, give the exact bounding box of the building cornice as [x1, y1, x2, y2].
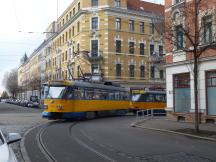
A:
[165, 56, 216, 67]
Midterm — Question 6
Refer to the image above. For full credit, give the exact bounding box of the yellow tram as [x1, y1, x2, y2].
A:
[130, 89, 166, 111]
[42, 80, 130, 119]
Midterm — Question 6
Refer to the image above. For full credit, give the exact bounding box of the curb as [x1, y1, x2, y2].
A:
[131, 122, 216, 143]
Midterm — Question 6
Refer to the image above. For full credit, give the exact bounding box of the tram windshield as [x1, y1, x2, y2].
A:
[46, 86, 67, 99]
[132, 94, 141, 101]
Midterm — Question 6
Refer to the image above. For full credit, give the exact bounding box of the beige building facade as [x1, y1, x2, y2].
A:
[18, 0, 165, 98]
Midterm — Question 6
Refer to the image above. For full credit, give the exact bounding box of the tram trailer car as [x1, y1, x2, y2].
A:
[42, 80, 130, 120]
[130, 90, 166, 115]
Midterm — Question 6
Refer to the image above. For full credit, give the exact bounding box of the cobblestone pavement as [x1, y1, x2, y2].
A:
[0, 102, 47, 162]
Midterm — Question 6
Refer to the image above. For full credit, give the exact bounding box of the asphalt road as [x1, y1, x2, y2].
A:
[0, 102, 46, 162]
[24, 116, 216, 162]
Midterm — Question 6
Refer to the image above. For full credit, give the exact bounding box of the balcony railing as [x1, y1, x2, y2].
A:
[149, 53, 165, 64]
[82, 51, 103, 62]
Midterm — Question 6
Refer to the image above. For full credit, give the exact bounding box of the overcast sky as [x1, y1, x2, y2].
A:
[0, 0, 164, 95]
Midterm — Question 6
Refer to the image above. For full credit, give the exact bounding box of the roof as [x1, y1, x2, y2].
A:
[46, 80, 129, 92]
[127, 0, 164, 16]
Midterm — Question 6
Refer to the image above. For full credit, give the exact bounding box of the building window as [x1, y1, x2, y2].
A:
[70, 11, 72, 18]
[92, 0, 98, 7]
[65, 70, 68, 79]
[115, 0, 121, 7]
[77, 22, 80, 32]
[72, 26, 75, 36]
[140, 22, 144, 33]
[91, 64, 99, 74]
[65, 51, 68, 61]
[72, 46, 75, 56]
[159, 45, 163, 56]
[77, 65, 80, 77]
[116, 64, 121, 77]
[73, 8, 75, 15]
[174, 73, 191, 113]
[91, 17, 98, 30]
[62, 34, 65, 43]
[129, 65, 135, 77]
[129, 42, 135, 54]
[174, 0, 183, 4]
[150, 44, 154, 55]
[203, 15, 212, 44]
[129, 20, 134, 32]
[116, 40, 121, 53]
[151, 66, 155, 78]
[78, 2, 81, 11]
[175, 25, 183, 50]
[62, 53, 64, 62]
[140, 43, 145, 55]
[91, 40, 98, 56]
[150, 23, 154, 34]
[77, 43, 80, 53]
[66, 32, 68, 42]
[207, 71, 216, 87]
[66, 15, 68, 22]
[140, 65, 145, 78]
[160, 70, 164, 79]
[116, 18, 121, 30]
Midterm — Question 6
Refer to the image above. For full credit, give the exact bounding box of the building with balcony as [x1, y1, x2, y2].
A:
[165, 0, 216, 122]
[47, 0, 165, 88]
[18, 0, 165, 98]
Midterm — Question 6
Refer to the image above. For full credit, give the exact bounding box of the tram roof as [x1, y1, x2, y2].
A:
[45, 80, 129, 92]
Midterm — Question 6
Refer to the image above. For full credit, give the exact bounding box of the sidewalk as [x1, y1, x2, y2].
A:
[131, 117, 216, 141]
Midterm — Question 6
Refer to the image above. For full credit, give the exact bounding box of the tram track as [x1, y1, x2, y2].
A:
[68, 123, 116, 162]
[36, 123, 58, 162]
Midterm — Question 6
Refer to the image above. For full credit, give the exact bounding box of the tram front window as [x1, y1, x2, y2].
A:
[46, 86, 67, 99]
[132, 94, 141, 101]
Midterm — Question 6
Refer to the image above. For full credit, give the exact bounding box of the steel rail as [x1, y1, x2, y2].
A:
[36, 123, 58, 162]
[68, 123, 116, 162]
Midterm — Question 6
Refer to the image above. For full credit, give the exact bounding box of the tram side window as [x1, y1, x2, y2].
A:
[145, 93, 155, 102]
[74, 87, 84, 99]
[94, 89, 109, 100]
[155, 94, 166, 102]
[108, 92, 115, 100]
[101, 90, 109, 100]
[124, 92, 130, 100]
[115, 92, 120, 100]
[85, 88, 94, 100]
[64, 87, 74, 99]
[120, 92, 125, 100]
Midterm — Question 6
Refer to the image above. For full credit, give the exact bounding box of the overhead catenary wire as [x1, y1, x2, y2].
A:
[12, 0, 20, 31]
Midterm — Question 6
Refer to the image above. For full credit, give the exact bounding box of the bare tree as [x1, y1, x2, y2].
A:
[2, 69, 19, 98]
[157, 0, 216, 132]
[1, 91, 9, 99]
[28, 75, 41, 91]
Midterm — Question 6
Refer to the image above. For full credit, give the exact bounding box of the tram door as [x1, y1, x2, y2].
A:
[207, 71, 216, 115]
[174, 73, 191, 113]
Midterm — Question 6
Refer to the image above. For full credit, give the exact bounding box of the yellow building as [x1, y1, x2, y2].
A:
[19, 0, 165, 93]
[18, 43, 45, 99]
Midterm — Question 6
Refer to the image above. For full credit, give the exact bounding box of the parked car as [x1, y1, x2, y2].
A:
[28, 96, 39, 108]
[0, 129, 21, 162]
[20, 100, 29, 107]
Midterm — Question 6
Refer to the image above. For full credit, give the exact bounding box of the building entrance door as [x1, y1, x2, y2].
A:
[174, 73, 191, 113]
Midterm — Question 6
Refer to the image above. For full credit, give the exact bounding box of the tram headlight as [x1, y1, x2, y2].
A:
[43, 104, 48, 109]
